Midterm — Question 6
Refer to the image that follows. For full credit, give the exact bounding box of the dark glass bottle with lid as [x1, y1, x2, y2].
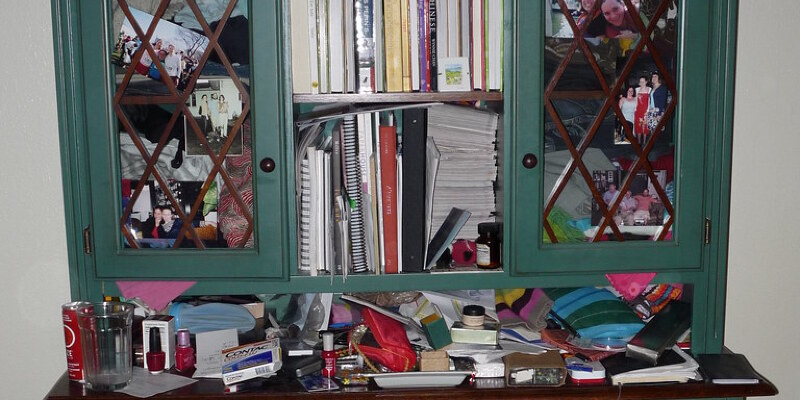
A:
[476, 222, 502, 269]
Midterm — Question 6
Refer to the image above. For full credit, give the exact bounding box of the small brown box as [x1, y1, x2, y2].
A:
[420, 350, 450, 372]
[503, 351, 566, 387]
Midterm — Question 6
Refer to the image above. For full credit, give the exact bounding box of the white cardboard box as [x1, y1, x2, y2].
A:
[143, 315, 176, 370]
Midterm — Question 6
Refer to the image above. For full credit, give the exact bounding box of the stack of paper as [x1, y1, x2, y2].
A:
[427, 104, 499, 240]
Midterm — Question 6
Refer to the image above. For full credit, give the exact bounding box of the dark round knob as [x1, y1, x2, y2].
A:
[259, 157, 276, 173]
[522, 153, 538, 169]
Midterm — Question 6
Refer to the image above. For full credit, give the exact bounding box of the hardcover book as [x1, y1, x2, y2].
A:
[379, 124, 399, 273]
[383, 0, 404, 92]
[696, 353, 761, 384]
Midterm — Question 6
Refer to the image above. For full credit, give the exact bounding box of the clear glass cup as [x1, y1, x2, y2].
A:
[77, 302, 134, 391]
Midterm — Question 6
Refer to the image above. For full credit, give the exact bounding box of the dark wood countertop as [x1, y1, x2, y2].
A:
[47, 371, 777, 400]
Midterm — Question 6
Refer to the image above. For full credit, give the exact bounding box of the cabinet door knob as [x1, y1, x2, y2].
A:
[522, 153, 538, 169]
[259, 157, 276, 173]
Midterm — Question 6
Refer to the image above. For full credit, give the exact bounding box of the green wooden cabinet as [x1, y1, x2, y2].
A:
[53, 0, 738, 355]
[54, 0, 290, 286]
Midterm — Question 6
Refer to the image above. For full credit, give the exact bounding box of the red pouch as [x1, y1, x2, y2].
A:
[351, 308, 417, 372]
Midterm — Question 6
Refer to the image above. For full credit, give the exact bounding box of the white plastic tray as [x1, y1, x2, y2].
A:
[360, 371, 473, 389]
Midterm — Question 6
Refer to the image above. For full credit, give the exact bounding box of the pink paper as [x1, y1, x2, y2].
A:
[116, 281, 196, 311]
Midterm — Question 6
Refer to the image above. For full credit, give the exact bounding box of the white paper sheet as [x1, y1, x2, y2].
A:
[117, 367, 196, 398]
[192, 328, 238, 379]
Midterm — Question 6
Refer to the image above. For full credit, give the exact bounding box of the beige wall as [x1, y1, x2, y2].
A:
[0, 0, 794, 399]
[0, 1, 73, 399]
[727, 1, 800, 399]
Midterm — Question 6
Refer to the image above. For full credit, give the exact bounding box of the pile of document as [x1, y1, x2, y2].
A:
[427, 104, 499, 240]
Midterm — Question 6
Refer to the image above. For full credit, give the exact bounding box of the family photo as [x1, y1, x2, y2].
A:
[111, 6, 209, 90]
[184, 79, 245, 156]
[591, 169, 667, 227]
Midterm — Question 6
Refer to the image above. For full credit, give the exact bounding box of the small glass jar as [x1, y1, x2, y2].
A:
[476, 222, 502, 269]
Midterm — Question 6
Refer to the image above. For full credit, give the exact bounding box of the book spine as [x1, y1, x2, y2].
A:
[410, 0, 421, 91]
[447, 0, 458, 57]
[379, 123, 399, 274]
[345, 0, 357, 93]
[318, 0, 330, 93]
[299, 157, 312, 273]
[499, 0, 503, 91]
[400, 0, 412, 92]
[308, 0, 320, 94]
[471, 0, 483, 90]
[343, 115, 369, 273]
[428, 0, 438, 91]
[460, 0, 469, 59]
[418, 0, 428, 92]
[373, 0, 385, 92]
[383, 0, 403, 92]
[484, 0, 489, 91]
[356, 0, 376, 93]
[331, 123, 345, 274]
[290, 0, 312, 93]
[329, 0, 345, 93]
[323, 150, 333, 272]
[401, 108, 427, 272]
[372, 113, 385, 272]
[307, 144, 321, 275]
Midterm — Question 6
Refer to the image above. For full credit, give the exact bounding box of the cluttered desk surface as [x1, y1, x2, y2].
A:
[53, 290, 778, 399]
[46, 371, 777, 400]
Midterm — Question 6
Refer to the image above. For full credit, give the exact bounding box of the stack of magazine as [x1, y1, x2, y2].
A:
[427, 104, 499, 240]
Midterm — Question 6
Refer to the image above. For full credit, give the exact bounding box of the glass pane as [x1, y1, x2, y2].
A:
[544, 0, 677, 243]
[111, 0, 254, 249]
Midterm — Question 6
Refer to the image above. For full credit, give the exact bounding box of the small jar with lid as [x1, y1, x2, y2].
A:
[476, 222, 502, 269]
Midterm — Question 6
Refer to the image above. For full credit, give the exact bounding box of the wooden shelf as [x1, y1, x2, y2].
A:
[47, 371, 777, 400]
[293, 91, 503, 103]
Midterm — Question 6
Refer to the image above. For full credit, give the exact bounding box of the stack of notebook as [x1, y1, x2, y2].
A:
[602, 345, 700, 385]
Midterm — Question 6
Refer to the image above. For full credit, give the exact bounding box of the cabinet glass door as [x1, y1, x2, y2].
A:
[80, 0, 287, 279]
[513, 0, 708, 273]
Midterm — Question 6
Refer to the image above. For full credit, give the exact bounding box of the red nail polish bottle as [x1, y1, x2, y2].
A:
[321, 332, 336, 378]
[175, 329, 195, 372]
[146, 327, 165, 374]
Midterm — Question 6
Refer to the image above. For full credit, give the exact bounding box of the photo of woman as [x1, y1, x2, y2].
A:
[634, 76, 651, 142]
[618, 86, 637, 143]
[217, 94, 229, 138]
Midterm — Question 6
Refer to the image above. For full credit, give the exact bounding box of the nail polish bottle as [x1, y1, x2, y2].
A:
[175, 329, 195, 372]
[321, 332, 336, 378]
[146, 327, 166, 374]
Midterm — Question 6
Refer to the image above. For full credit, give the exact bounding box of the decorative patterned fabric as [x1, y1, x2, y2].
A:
[544, 206, 587, 243]
[630, 283, 683, 319]
[218, 121, 254, 248]
[495, 288, 554, 332]
[544, 287, 644, 341]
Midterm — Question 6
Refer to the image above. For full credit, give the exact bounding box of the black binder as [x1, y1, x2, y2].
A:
[401, 108, 427, 272]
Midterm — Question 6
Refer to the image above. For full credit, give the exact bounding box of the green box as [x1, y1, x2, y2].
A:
[421, 314, 452, 350]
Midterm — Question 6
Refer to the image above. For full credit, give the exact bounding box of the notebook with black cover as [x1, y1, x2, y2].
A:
[696, 353, 760, 384]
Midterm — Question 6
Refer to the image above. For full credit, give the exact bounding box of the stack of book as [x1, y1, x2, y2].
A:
[296, 105, 440, 275]
[602, 345, 700, 385]
[427, 104, 498, 240]
[290, 0, 504, 94]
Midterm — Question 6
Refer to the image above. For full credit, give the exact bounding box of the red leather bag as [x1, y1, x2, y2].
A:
[351, 308, 417, 372]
